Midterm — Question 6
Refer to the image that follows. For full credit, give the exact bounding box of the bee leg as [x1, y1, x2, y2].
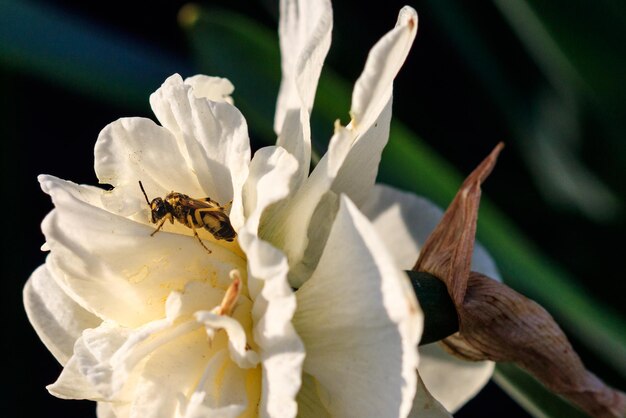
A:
[222, 200, 233, 213]
[150, 217, 168, 237]
[187, 214, 212, 254]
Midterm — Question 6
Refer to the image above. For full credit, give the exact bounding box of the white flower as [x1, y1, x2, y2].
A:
[24, 1, 498, 417]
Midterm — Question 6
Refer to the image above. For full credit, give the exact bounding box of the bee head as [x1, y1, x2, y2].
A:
[150, 198, 168, 222]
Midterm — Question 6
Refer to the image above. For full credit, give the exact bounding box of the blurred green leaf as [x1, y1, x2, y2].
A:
[425, 0, 622, 222]
[494, 364, 589, 418]
[493, 0, 626, 137]
[0, 0, 192, 109]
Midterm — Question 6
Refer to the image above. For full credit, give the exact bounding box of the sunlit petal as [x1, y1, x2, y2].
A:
[293, 196, 421, 418]
[23, 264, 101, 365]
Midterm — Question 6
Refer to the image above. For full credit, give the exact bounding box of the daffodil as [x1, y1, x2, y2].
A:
[24, 1, 499, 417]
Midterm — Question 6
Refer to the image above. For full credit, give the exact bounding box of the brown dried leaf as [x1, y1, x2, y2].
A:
[450, 272, 626, 418]
[413, 142, 504, 305]
[412, 143, 626, 417]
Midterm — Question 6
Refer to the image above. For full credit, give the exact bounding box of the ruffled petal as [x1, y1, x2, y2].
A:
[236, 143, 305, 418]
[274, 0, 332, 134]
[418, 343, 494, 412]
[293, 195, 421, 418]
[149, 74, 251, 229]
[238, 232, 304, 418]
[124, 327, 230, 418]
[94, 117, 207, 217]
[23, 264, 101, 365]
[262, 126, 353, 287]
[241, 146, 298, 235]
[39, 175, 245, 327]
[184, 75, 235, 104]
[48, 353, 103, 400]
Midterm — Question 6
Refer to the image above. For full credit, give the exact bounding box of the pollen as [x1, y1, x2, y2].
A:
[215, 269, 242, 316]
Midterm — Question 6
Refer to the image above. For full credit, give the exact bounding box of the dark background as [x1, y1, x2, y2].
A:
[3, 0, 624, 417]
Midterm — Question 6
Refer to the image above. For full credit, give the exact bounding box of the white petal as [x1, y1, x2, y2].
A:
[183, 350, 260, 418]
[274, 0, 332, 134]
[361, 184, 502, 279]
[350, 6, 417, 133]
[407, 376, 453, 418]
[295, 373, 331, 418]
[96, 402, 119, 418]
[195, 311, 260, 369]
[241, 146, 298, 235]
[266, 8, 417, 287]
[94, 117, 207, 217]
[124, 326, 219, 418]
[23, 264, 101, 365]
[363, 186, 500, 409]
[149, 74, 251, 229]
[184, 75, 235, 104]
[237, 232, 304, 418]
[418, 343, 494, 412]
[39, 175, 245, 327]
[261, 126, 354, 287]
[48, 353, 103, 400]
[276, 108, 312, 192]
[330, 99, 392, 207]
[52, 318, 204, 403]
[293, 195, 421, 418]
[360, 184, 444, 270]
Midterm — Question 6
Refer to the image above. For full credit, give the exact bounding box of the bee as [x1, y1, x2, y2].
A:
[139, 181, 236, 254]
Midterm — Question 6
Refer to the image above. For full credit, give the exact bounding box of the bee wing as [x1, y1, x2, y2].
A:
[177, 196, 218, 209]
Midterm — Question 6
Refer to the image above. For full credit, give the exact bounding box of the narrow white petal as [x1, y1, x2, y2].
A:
[237, 232, 304, 418]
[351, 7, 417, 133]
[293, 195, 422, 418]
[274, 0, 332, 134]
[330, 99, 392, 207]
[275, 108, 311, 192]
[23, 264, 101, 365]
[184, 75, 235, 104]
[418, 343, 494, 412]
[195, 311, 260, 369]
[149, 74, 251, 229]
[39, 175, 245, 327]
[275, 0, 332, 194]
